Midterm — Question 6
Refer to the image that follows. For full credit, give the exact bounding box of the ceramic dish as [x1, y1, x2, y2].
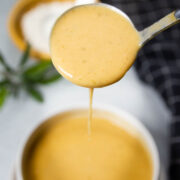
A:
[12, 104, 160, 180]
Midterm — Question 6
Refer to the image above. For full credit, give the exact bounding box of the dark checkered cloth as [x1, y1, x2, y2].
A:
[101, 0, 180, 179]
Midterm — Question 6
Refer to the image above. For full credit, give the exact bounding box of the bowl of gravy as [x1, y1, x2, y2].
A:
[14, 104, 160, 180]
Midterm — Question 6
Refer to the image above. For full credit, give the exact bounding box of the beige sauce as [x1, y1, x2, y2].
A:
[25, 115, 152, 180]
[50, 5, 140, 88]
[88, 88, 94, 136]
[47, 4, 152, 180]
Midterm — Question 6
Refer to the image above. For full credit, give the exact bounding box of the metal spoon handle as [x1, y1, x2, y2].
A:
[140, 10, 180, 46]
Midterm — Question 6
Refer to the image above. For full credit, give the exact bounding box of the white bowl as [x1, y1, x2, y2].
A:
[13, 104, 160, 180]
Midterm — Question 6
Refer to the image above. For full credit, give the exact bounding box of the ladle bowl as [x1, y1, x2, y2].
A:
[50, 3, 180, 88]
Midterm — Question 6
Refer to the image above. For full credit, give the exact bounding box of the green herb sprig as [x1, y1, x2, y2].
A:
[0, 44, 61, 108]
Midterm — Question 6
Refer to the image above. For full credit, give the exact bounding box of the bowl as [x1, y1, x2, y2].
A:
[13, 104, 160, 180]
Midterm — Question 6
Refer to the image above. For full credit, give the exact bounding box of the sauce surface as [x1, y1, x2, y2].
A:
[50, 5, 140, 87]
[25, 115, 152, 180]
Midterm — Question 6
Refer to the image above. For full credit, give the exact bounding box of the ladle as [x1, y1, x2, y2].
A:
[50, 3, 180, 88]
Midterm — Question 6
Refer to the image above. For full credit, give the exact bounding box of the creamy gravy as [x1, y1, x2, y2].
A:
[25, 115, 152, 180]
[50, 5, 140, 88]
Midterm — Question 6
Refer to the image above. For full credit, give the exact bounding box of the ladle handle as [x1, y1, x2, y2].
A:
[140, 10, 180, 46]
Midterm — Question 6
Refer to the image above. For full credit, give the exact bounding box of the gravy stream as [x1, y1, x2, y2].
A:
[50, 5, 140, 142]
[88, 88, 94, 136]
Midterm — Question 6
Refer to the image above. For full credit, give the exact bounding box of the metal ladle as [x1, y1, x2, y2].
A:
[140, 9, 180, 46]
[50, 3, 180, 88]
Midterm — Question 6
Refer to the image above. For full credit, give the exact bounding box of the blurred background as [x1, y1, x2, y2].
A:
[0, 0, 171, 179]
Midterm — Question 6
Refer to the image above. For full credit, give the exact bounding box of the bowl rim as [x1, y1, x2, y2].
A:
[15, 103, 160, 180]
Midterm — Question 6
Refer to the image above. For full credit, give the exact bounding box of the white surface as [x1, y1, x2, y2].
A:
[0, 0, 170, 180]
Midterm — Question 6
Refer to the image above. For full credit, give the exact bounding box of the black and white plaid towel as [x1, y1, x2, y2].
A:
[102, 0, 180, 179]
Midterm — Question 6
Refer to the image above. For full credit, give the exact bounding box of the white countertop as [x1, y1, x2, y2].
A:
[0, 0, 170, 179]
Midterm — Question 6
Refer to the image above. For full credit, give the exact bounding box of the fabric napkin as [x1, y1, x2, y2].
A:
[102, 0, 180, 179]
